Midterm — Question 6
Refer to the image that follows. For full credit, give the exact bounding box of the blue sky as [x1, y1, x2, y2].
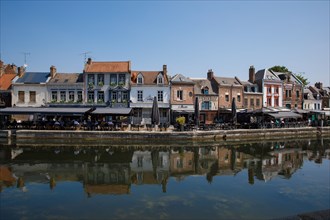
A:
[1, 1, 329, 85]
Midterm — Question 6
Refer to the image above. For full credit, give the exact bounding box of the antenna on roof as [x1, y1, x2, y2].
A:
[22, 52, 30, 67]
[81, 51, 92, 63]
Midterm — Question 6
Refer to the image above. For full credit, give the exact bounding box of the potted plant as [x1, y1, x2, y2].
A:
[176, 116, 186, 131]
[88, 82, 94, 89]
[98, 81, 104, 87]
[110, 82, 116, 87]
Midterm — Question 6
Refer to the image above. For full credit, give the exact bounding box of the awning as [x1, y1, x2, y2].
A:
[0, 107, 92, 116]
[294, 109, 310, 114]
[91, 108, 132, 115]
[267, 111, 302, 119]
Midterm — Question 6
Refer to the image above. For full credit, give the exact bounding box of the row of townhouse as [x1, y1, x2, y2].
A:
[1, 59, 329, 124]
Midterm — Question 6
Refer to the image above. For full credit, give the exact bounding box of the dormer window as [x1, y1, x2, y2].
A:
[201, 87, 209, 95]
[137, 74, 143, 84]
[157, 74, 164, 85]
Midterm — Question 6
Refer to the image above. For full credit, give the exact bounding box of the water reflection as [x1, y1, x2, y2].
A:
[1, 138, 329, 195]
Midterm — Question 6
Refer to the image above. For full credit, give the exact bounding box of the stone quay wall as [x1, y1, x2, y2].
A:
[0, 127, 329, 141]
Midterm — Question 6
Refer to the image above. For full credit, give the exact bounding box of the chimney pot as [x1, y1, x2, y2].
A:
[18, 66, 25, 77]
[207, 69, 214, 80]
[50, 65, 57, 78]
[87, 58, 92, 65]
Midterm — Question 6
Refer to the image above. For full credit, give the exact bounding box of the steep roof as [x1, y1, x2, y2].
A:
[15, 72, 50, 84]
[48, 73, 83, 84]
[170, 74, 194, 84]
[131, 70, 169, 85]
[273, 71, 303, 85]
[191, 78, 218, 95]
[304, 88, 316, 100]
[84, 61, 130, 73]
[255, 69, 282, 82]
[0, 73, 16, 90]
[214, 76, 241, 86]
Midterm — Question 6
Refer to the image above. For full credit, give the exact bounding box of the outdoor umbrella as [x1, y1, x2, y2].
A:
[231, 97, 237, 124]
[151, 96, 160, 126]
[194, 97, 200, 127]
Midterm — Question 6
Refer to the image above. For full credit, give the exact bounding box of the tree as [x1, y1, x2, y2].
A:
[295, 72, 309, 86]
[269, 65, 290, 73]
[269, 65, 309, 86]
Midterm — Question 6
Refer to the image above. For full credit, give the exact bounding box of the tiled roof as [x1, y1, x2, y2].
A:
[170, 74, 194, 84]
[0, 73, 16, 90]
[48, 73, 83, 84]
[15, 72, 50, 84]
[131, 71, 169, 85]
[214, 76, 241, 86]
[192, 78, 218, 95]
[84, 61, 130, 73]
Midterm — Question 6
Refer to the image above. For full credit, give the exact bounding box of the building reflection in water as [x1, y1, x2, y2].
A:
[0, 138, 329, 195]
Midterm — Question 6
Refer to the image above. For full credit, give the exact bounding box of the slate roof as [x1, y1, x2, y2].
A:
[304, 88, 316, 100]
[48, 73, 83, 84]
[84, 61, 130, 73]
[255, 69, 281, 82]
[15, 72, 50, 84]
[273, 71, 303, 84]
[214, 76, 241, 86]
[131, 71, 169, 85]
[191, 78, 218, 95]
[0, 73, 16, 90]
[170, 74, 194, 84]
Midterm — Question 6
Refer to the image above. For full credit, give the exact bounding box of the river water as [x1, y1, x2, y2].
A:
[0, 138, 329, 220]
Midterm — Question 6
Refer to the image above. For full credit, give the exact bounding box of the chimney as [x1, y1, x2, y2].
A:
[248, 65, 255, 83]
[207, 69, 214, 80]
[128, 61, 131, 72]
[87, 58, 92, 65]
[163, 64, 167, 76]
[0, 60, 3, 77]
[11, 64, 17, 73]
[50, 65, 57, 78]
[18, 66, 25, 77]
[315, 82, 323, 90]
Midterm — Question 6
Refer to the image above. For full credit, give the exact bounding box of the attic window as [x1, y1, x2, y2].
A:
[137, 74, 143, 84]
[157, 74, 164, 85]
[201, 87, 209, 95]
[64, 79, 69, 83]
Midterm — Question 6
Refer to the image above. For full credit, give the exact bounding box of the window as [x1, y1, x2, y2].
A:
[119, 74, 125, 85]
[202, 87, 209, 95]
[110, 74, 117, 86]
[318, 103, 320, 110]
[77, 91, 82, 102]
[29, 91, 36, 103]
[97, 91, 104, 102]
[267, 98, 271, 106]
[137, 90, 143, 102]
[251, 87, 255, 92]
[97, 74, 104, 86]
[18, 91, 25, 103]
[275, 87, 279, 94]
[244, 98, 248, 107]
[122, 91, 128, 102]
[137, 75, 143, 84]
[69, 91, 74, 102]
[176, 158, 183, 168]
[267, 87, 271, 93]
[202, 101, 211, 110]
[51, 91, 58, 102]
[256, 99, 260, 107]
[157, 75, 164, 84]
[250, 98, 254, 107]
[286, 90, 292, 98]
[225, 95, 229, 102]
[177, 90, 183, 101]
[160, 109, 167, 118]
[296, 90, 299, 98]
[88, 92, 94, 103]
[158, 91, 163, 102]
[60, 91, 66, 102]
[237, 95, 241, 102]
[87, 74, 94, 85]
[111, 91, 117, 102]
